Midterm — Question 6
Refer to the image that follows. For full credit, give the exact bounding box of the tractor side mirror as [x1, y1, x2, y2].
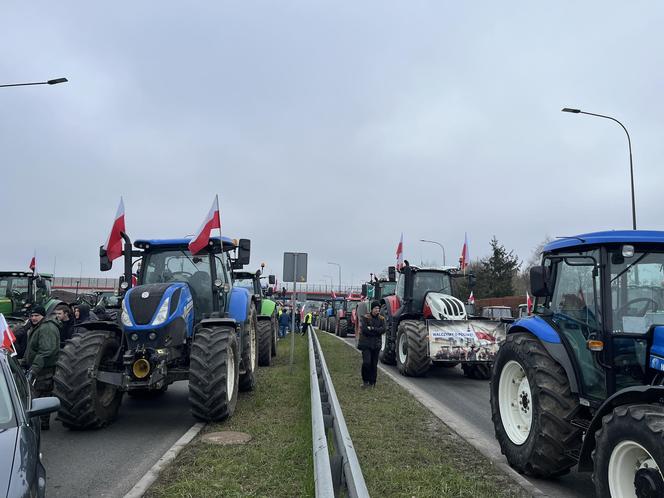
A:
[388, 266, 396, 282]
[530, 266, 551, 297]
[238, 239, 251, 266]
[361, 284, 368, 297]
[268, 275, 276, 285]
[100, 245, 112, 271]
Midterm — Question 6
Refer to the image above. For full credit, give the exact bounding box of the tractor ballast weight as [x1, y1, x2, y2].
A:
[55, 234, 258, 429]
[491, 230, 664, 496]
[379, 264, 500, 379]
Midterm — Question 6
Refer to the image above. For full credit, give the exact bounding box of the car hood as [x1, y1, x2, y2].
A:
[0, 427, 18, 495]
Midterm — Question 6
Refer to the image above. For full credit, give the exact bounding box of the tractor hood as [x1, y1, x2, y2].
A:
[122, 282, 193, 330]
[425, 293, 467, 320]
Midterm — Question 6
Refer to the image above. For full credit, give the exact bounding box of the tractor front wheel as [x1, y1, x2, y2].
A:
[490, 333, 581, 477]
[239, 304, 258, 391]
[329, 317, 336, 335]
[395, 320, 430, 377]
[338, 318, 348, 338]
[257, 319, 272, 367]
[54, 329, 124, 429]
[271, 315, 278, 358]
[189, 326, 239, 421]
[592, 404, 664, 498]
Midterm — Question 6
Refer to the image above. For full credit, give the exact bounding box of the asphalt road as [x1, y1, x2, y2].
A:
[338, 336, 596, 498]
[41, 381, 196, 498]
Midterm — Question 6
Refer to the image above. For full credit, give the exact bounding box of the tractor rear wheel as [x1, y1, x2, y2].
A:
[490, 333, 581, 477]
[379, 312, 396, 365]
[54, 329, 124, 429]
[271, 315, 278, 358]
[592, 404, 664, 498]
[239, 304, 258, 391]
[257, 319, 272, 367]
[329, 317, 336, 335]
[189, 326, 239, 421]
[462, 363, 492, 380]
[396, 320, 430, 376]
[338, 318, 348, 338]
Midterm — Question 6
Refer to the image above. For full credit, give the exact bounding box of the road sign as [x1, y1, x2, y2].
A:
[283, 252, 307, 283]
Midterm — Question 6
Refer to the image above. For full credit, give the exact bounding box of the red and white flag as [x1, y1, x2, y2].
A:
[1, 314, 16, 356]
[104, 197, 126, 262]
[28, 250, 37, 273]
[468, 291, 475, 305]
[526, 291, 533, 314]
[396, 233, 404, 270]
[189, 195, 221, 255]
[460, 232, 470, 272]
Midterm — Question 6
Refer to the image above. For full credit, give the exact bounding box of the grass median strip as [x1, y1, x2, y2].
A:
[146, 336, 313, 498]
[316, 330, 527, 498]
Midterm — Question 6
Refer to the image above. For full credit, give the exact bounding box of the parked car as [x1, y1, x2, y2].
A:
[481, 305, 513, 320]
[0, 348, 60, 498]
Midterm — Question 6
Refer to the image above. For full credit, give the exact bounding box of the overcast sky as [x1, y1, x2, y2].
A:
[2, 1, 664, 287]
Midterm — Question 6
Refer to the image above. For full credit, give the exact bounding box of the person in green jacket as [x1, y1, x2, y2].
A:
[24, 305, 60, 429]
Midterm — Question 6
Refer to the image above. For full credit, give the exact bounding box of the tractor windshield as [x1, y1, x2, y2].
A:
[413, 271, 452, 308]
[380, 281, 396, 297]
[346, 301, 359, 312]
[234, 278, 257, 294]
[0, 276, 30, 308]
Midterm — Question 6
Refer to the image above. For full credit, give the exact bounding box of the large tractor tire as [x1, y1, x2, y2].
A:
[338, 318, 348, 338]
[239, 304, 258, 392]
[271, 315, 278, 358]
[379, 316, 396, 365]
[54, 329, 124, 429]
[396, 320, 430, 376]
[257, 319, 273, 367]
[189, 325, 239, 421]
[462, 363, 492, 380]
[490, 333, 582, 477]
[328, 317, 337, 335]
[592, 404, 664, 497]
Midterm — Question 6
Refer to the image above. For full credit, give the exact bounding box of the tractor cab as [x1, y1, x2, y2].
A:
[0, 272, 55, 317]
[393, 265, 455, 316]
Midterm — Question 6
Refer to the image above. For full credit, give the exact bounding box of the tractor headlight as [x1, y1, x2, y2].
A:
[152, 298, 171, 326]
[148, 332, 157, 341]
[121, 300, 133, 326]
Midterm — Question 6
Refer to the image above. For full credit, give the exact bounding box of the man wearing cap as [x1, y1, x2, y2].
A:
[358, 301, 386, 388]
[24, 306, 60, 429]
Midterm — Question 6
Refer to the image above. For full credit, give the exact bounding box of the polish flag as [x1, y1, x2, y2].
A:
[104, 198, 126, 262]
[526, 291, 533, 314]
[28, 250, 37, 273]
[331, 290, 337, 299]
[460, 233, 470, 272]
[468, 291, 475, 305]
[1, 314, 16, 356]
[396, 233, 404, 270]
[189, 195, 221, 255]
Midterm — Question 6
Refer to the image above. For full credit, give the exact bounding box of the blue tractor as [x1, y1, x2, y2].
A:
[491, 231, 664, 496]
[54, 234, 258, 428]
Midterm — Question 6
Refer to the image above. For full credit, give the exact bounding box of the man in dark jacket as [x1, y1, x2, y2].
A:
[278, 308, 290, 338]
[54, 304, 74, 347]
[358, 301, 385, 388]
[23, 306, 60, 429]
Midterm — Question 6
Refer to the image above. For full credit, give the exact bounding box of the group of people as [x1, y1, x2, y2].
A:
[13, 302, 98, 429]
[277, 306, 314, 337]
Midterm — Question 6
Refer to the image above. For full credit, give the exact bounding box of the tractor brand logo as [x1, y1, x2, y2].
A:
[141, 291, 150, 299]
[183, 300, 193, 318]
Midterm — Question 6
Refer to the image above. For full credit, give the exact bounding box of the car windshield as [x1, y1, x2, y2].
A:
[413, 271, 452, 307]
[609, 250, 664, 333]
[0, 367, 16, 429]
[484, 308, 512, 319]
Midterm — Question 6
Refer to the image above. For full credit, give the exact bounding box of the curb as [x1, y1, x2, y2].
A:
[123, 422, 205, 498]
[320, 329, 547, 497]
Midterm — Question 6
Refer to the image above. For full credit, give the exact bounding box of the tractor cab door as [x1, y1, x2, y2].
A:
[606, 247, 664, 392]
[547, 251, 607, 400]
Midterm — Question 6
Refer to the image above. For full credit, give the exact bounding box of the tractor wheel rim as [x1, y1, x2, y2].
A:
[227, 347, 235, 400]
[398, 332, 407, 364]
[609, 440, 663, 498]
[498, 360, 532, 445]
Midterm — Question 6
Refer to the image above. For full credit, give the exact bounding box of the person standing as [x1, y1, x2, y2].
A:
[23, 306, 60, 429]
[278, 308, 290, 338]
[301, 312, 312, 335]
[54, 304, 74, 347]
[358, 301, 385, 388]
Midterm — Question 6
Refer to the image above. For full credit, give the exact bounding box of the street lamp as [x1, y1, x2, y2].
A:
[419, 239, 446, 266]
[0, 77, 68, 88]
[562, 107, 636, 230]
[327, 262, 341, 291]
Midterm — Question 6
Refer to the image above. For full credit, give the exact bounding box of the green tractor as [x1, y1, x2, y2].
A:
[491, 231, 664, 496]
[0, 272, 62, 327]
[232, 269, 279, 366]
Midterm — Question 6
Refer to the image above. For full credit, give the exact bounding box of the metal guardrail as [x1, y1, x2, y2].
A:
[308, 326, 370, 498]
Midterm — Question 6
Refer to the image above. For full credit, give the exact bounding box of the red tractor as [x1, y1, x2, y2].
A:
[380, 263, 503, 379]
[334, 294, 363, 337]
[354, 272, 397, 344]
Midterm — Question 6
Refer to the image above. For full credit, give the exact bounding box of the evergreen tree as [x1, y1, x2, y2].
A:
[475, 237, 520, 298]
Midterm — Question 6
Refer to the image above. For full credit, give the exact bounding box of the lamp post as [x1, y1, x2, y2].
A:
[562, 108, 636, 230]
[327, 262, 341, 292]
[419, 239, 446, 266]
[0, 77, 68, 88]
